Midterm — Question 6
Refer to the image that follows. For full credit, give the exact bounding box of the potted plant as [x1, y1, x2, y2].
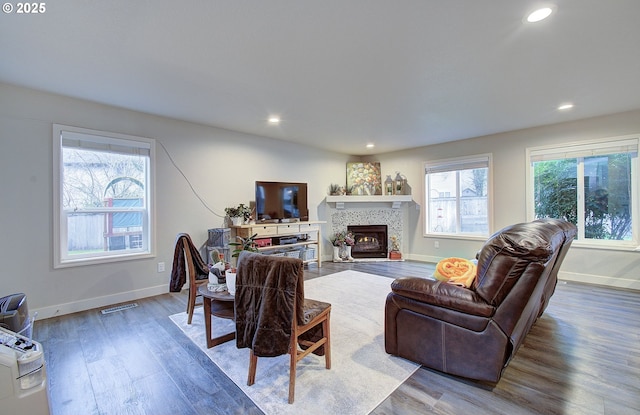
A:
[226, 233, 259, 295]
[229, 233, 259, 258]
[329, 183, 343, 196]
[389, 235, 402, 260]
[225, 203, 252, 226]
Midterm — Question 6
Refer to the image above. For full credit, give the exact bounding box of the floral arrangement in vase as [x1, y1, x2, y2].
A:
[344, 231, 355, 247]
[330, 231, 355, 261]
[330, 231, 355, 246]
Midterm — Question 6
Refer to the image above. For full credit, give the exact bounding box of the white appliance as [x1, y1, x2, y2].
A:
[0, 325, 50, 414]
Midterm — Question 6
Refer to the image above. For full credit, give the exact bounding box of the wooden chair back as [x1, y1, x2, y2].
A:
[237, 252, 331, 403]
[178, 235, 209, 324]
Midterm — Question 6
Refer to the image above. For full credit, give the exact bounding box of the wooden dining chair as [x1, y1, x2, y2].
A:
[235, 251, 331, 404]
[172, 233, 210, 324]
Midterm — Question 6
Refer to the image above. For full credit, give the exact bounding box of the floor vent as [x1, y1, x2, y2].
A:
[101, 303, 138, 315]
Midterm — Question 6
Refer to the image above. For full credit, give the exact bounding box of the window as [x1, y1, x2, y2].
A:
[527, 135, 639, 249]
[424, 154, 492, 237]
[53, 124, 155, 267]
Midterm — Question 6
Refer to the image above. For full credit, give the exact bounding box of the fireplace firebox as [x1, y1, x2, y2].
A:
[347, 225, 388, 258]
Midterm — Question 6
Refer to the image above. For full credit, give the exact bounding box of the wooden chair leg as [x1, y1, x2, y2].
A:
[248, 350, 258, 386]
[187, 286, 196, 324]
[323, 314, 331, 369]
[244, 304, 330, 404]
[289, 337, 297, 404]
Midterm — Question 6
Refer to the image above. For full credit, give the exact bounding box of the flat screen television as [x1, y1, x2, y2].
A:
[255, 181, 308, 222]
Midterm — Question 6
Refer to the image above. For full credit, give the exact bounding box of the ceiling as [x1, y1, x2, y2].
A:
[2, 1, 640, 155]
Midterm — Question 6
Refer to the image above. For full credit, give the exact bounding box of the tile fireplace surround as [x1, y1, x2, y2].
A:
[326, 196, 413, 261]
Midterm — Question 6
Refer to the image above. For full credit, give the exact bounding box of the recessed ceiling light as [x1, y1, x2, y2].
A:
[526, 6, 554, 23]
[268, 116, 280, 124]
[366, 143, 375, 149]
[558, 103, 574, 110]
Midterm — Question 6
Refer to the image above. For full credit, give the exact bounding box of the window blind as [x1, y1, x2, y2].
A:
[425, 155, 489, 174]
[61, 130, 151, 157]
[530, 138, 638, 162]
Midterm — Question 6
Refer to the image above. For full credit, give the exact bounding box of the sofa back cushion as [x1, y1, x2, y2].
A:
[473, 220, 567, 306]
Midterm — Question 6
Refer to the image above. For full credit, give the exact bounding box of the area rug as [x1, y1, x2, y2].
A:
[169, 270, 419, 415]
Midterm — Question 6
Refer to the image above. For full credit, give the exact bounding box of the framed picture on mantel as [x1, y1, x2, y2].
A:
[346, 162, 382, 196]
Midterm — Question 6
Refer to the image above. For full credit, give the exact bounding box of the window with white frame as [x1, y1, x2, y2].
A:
[527, 135, 638, 248]
[53, 124, 155, 267]
[424, 154, 492, 237]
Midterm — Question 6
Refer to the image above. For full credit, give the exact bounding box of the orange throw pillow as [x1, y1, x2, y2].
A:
[434, 257, 477, 288]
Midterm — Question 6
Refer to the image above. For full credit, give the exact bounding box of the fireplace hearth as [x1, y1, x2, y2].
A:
[348, 225, 388, 258]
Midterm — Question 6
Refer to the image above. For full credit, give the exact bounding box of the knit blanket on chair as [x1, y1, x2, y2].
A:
[169, 233, 210, 292]
[234, 251, 325, 357]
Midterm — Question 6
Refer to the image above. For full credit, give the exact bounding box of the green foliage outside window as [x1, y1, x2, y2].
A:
[533, 154, 632, 240]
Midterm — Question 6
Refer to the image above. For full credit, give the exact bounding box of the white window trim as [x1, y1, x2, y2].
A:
[53, 124, 156, 268]
[525, 134, 639, 251]
[423, 153, 493, 239]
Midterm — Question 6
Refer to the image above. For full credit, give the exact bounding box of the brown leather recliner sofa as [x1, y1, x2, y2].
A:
[385, 219, 577, 383]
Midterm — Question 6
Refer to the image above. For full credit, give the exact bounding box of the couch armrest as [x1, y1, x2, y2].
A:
[391, 277, 494, 317]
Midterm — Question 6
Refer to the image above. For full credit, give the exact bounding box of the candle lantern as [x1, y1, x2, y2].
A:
[384, 175, 394, 195]
[394, 172, 404, 195]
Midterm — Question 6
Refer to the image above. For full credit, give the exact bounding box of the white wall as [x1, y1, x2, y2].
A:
[371, 110, 640, 290]
[0, 83, 351, 318]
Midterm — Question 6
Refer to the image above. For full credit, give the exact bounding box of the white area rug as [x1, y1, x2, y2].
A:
[170, 270, 419, 415]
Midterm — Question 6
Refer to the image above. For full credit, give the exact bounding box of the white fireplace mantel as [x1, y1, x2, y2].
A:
[325, 196, 414, 262]
[325, 195, 413, 209]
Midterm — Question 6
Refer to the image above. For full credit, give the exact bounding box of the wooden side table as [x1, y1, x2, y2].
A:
[197, 285, 235, 348]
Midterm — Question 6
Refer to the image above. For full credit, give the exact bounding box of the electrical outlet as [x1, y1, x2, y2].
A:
[434, 241, 440, 249]
[157, 262, 165, 273]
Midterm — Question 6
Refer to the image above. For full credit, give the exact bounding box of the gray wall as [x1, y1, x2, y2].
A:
[372, 109, 640, 290]
[0, 83, 350, 318]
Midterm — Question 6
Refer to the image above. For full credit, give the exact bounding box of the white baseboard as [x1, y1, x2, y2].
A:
[558, 271, 640, 291]
[32, 284, 168, 319]
[405, 253, 442, 264]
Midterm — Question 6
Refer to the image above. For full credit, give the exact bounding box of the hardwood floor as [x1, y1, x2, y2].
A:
[36, 261, 640, 415]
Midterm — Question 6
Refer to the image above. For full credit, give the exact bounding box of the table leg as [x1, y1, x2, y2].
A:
[204, 297, 236, 349]
[203, 296, 213, 348]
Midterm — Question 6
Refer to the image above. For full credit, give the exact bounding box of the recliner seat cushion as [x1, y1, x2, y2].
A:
[391, 277, 494, 317]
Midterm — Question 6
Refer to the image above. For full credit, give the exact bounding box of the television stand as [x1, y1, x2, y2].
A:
[231, 221, 325, 268]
